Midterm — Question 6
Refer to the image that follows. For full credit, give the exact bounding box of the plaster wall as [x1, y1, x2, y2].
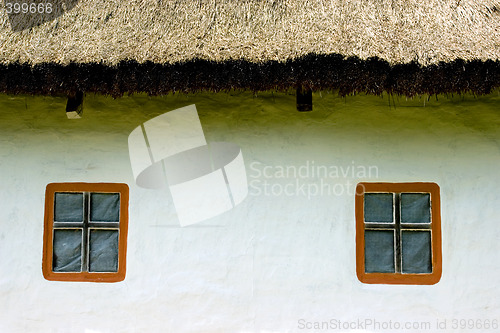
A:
[0, 92, 499, 333]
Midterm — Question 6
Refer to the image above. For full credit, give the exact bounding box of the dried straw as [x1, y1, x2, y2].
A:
[0, 0, 498, 66]
[0, 1, 498, 96]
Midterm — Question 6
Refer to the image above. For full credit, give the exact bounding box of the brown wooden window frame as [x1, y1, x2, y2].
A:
[42, 183, 129, 282]
[355, 182, 442, 285]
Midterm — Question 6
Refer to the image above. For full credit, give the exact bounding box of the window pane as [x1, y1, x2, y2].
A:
[402, 231, 432, 273]
[89, 230, 119, 272]
[54, 193, 83, 222]
[401, 193, 430, 223]
[365, 230, 395, 273]
[364, 193, 393, 222]
[53, 229, 82, 272]
[90, 193, 120, 222]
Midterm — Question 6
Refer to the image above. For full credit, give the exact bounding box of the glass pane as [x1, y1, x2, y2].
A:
[402, 231, 432, 273]
[90, 193, 120, 222]
[364, 193, 393, 222]
[54, 193, 83, 222]
[53, 229, 82, 272]
[401, 193, 431, 223]
[89, 230, 119, 272]
[365, 230, 395, 273]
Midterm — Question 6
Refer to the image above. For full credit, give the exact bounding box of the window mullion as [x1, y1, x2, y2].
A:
[82, 192, 90, 272]
[394, 193, 402, 273]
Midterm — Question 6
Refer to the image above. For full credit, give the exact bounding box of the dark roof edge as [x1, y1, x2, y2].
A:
[0, 54, 498, 97]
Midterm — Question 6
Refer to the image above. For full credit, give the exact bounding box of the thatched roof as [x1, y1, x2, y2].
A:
[0, 0, 499, 96]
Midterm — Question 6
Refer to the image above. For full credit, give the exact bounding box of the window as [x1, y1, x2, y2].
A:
[42, 183, 129, 282]
[355, 182, 441, 284]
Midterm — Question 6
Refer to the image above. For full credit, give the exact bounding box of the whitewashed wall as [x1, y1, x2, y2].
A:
[0, 92, 498, 333]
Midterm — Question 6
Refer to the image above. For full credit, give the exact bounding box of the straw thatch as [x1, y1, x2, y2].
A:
[0, 0, 499, 96]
